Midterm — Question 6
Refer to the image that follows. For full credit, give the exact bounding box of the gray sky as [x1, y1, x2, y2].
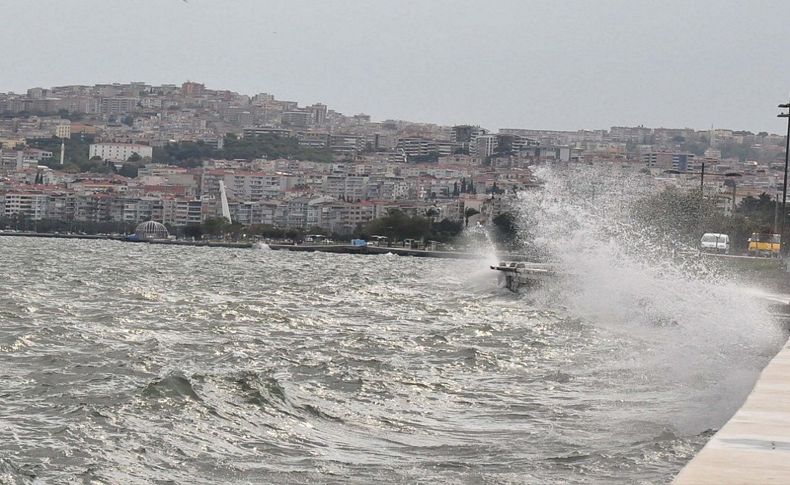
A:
[3, 0, 790, 133]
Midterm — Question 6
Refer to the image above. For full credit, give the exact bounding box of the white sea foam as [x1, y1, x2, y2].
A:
[512, 163, 785, 432]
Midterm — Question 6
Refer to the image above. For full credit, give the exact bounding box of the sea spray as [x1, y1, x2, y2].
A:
[454, 222, 503, 288]
[461, 222, 499, 262]
[513, 163, 785, 433]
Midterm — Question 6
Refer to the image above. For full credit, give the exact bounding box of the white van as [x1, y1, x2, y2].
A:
[700, 233, 730, 254]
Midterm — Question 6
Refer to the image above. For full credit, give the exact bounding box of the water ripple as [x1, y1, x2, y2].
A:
[0, 236, 783, 483]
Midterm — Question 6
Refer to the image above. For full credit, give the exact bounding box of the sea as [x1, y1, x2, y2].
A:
[0, 166, 786, 484]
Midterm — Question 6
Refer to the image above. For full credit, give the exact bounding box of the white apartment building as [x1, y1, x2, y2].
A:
[232, 200, 277, 226]
[475, 135, 498, 158]
[89, 143, 153, 162]
[201, 171, 296, 200]
[322, 174, 370, 200]
[4, 192, 50, 220]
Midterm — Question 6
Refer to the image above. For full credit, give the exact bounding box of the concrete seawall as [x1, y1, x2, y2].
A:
[674, 335, 790, 484]
[267, 243, 481, 259]
[0, 233, 482, 259]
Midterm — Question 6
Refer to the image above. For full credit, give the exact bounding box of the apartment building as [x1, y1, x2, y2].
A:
[3, 191, 50, 220]
[396, 137, 438, 161]
[89, 143, 153, 162]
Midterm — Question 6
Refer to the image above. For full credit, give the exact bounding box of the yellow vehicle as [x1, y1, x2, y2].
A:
[747, 233, 781, 258]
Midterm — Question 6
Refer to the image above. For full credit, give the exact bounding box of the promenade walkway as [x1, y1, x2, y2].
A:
[674, 335, 790, 484]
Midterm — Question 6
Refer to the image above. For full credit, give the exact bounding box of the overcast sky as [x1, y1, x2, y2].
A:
[3, 0, 790, 133]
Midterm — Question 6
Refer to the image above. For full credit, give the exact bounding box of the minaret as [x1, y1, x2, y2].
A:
[59, 139, 65, 165]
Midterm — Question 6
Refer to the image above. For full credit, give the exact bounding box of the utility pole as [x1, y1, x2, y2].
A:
[699, 161, 705, 238]
[775, 193, 780, 234]
[778, 103, 790, 254]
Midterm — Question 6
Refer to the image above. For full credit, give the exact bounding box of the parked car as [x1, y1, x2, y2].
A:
[700, 233, 730, 254]
[748, 232, 781, 258]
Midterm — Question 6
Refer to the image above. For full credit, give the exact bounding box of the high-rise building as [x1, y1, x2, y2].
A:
[181, 81, 205, 96]
[281, 110, 312, 127]
[452, 125, 486, 153]
[100, 97, 139, 115]
[475, 134, 497, 158]
[308, 103, 328, 125]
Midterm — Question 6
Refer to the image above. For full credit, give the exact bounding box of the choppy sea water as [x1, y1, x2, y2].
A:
[0, 236, 785, 484]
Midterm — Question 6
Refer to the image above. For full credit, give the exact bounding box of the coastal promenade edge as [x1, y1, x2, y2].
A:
[673, 336, 790, 484]
[0, 233, 484, 259]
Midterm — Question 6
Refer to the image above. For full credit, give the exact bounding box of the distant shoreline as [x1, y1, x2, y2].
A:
[0, 231, 483, 259]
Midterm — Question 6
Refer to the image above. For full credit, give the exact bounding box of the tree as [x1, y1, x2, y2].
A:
[492, 212, 519, 247]
[464, 207, 480, 227]
[719, 140, 757, 162]
[118, 164, 139, 178]
[202, 217, 230, 237]
[632, 187, 713, 245]
[183, 224, 203, 240]
[26, 135, 97, 172]
[631, 186, 771, 251]
[152, 133, 333, 167]
[430, 219, 463, 241]
[362, 209, 431, 241]
[226, 222, 245, 240]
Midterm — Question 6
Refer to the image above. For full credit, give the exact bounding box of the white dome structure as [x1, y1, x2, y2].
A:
[134, 221, 169, 240]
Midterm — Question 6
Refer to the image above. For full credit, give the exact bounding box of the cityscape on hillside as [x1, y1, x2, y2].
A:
[6, 0, 790, 482]
[0, 80, 787, 239]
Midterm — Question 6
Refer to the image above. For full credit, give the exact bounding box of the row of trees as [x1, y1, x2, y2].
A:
[153, 133, 333, 167]
[24, 132, 335, 176]
[357, 209, 520, 247]
[631, 188, 781, 251]
[26, 135, 118, 174]
[0, 216, 136, 234]
[358, 210, 461, 242]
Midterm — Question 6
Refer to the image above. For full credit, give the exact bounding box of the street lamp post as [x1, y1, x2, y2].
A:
[778, 103, 790, 254]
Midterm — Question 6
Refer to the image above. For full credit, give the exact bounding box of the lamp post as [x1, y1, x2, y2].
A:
[778, 103, 790, 254]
